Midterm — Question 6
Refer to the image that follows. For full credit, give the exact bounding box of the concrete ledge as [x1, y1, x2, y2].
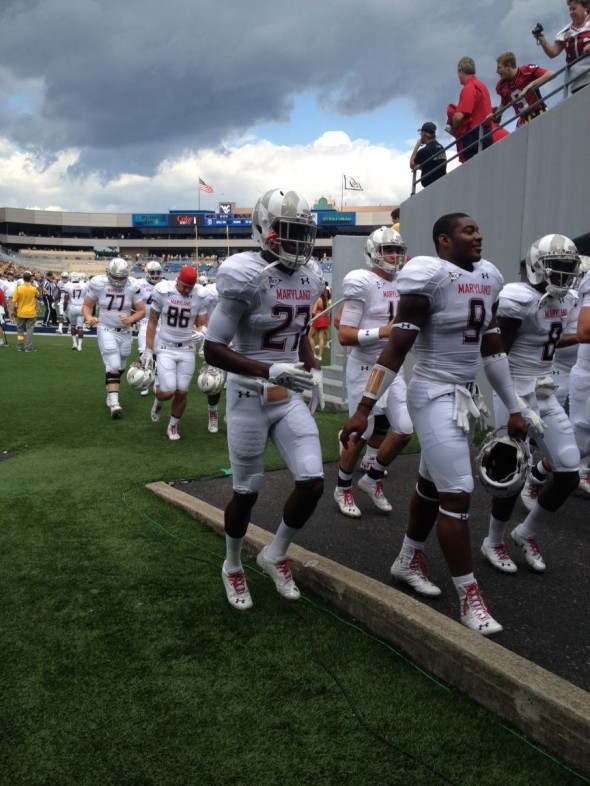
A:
[147, 481, 590, 778]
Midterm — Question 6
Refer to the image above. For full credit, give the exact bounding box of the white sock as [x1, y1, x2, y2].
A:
[485, 516, 507, 547]
[224, 534, 244, 572]
[266, 520, 298, 562]
[452, 573, 476, 591]
[516, 503, 552, 540]
[107, 392, 118, 405]
[402, 535, 425, 551]
[169, 415, 180, 426]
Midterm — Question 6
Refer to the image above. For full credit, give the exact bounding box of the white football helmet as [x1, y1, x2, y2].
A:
[70, 272, 81, 283]
[476, 431, 530, 498]
[107, 257, 130, 288]
[252, 188, 317, 269]
[364, 226, 408, 274]
[79, 272, 87, 282]
[145, 260, 163, 285]
[61, 271, 70, 281]
[126, 361, 155, 392]
[198, 274, 209, 286]
[575, 255, 590, 287]
[197, 363, 226, 395]
[525, 234, 580, 297]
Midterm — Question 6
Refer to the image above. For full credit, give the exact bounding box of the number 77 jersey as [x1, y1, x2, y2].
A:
[151, 280, 208, 343]
[396, 255, 504, 385]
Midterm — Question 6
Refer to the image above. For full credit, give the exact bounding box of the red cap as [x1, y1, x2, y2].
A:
[178, 266, 197, 286]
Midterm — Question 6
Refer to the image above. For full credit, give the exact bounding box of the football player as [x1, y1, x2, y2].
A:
[136, 260, 163, 395]
[83, 258, 145, 419]
[63, 272, 87, 351]
[204, 188, 324, 611]
[142, 265, 208, 440]
[334, 226, 413, 518]
[571, 255, 590, 495]
[56, 271, 69, 334]
[482, 235, 581, 574]
[340, 214, 528, 636]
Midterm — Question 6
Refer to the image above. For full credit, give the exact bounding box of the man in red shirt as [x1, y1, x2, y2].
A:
[451, 56, 493, 161]
[493, 52, 554, 127]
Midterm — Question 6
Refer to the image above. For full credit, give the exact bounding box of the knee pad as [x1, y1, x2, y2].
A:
[373, 414, 390, 437]
[296, 476, 324, 501]
[106, 371, 121, 385]
[553, 470, 581, 496]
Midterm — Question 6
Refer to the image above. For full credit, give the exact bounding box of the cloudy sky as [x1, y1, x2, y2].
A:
[0, 0, 567, 214]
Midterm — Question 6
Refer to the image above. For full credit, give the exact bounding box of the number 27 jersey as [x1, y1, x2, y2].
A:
[396, 255, 504, 384]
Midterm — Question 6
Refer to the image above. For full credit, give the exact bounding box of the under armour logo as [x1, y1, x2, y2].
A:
[300, 276, 309, 285]
[237, 390, 251, 398]
[481, 273, 489, 279]
[399, 323, 412, 329]
[361, 365, 369, 372]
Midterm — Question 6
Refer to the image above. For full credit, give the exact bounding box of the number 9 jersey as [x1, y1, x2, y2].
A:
[396, 255, 504, 385]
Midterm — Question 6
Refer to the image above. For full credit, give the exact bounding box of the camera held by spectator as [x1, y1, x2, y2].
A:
[532, 22, 544, 42]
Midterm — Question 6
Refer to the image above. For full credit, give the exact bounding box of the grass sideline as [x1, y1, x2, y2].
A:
[0, 335, 587, 786]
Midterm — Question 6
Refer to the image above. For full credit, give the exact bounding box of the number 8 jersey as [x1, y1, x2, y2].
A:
[396, 255, 504, 385]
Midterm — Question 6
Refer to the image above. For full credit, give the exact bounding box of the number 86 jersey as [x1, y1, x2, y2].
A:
[151, 280, 208, 344]
[396, 255, 504, 385]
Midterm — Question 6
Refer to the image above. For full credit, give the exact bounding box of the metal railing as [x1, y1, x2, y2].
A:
[410, 54, 590, 194]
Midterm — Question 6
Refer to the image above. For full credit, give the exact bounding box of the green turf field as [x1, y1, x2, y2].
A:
[1, 336, 587, 786]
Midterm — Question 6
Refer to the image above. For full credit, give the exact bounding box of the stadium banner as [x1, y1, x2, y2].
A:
[316, 212, 356, 227]
[132, 213, 169, 227]
[169, 213, 206, 227]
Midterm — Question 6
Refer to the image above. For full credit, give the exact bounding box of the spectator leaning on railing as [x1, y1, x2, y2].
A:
[533, 0, 590, 93]
[491, 52, 554, 127]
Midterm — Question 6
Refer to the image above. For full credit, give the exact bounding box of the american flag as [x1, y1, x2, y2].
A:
[198, 177, 214, 194]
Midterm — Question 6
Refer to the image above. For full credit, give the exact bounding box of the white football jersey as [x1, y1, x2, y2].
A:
[211, 250, 322, 363]
[85, 275, 143, 329]
[137, 279, 157, 321]
[397, 255, 504, 384]
[553, 289, 579, 373]
[576, 270, 590, 364]
[201, 282, 219, 319]
[498, 282, 578, 383]
[151, 280, 207, 344]
[63, 280, 86, 308]
[341, 268, 400, 364]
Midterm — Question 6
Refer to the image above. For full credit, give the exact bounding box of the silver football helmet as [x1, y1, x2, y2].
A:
[364, 226, 408, 274]
[145, 260, 163, 285]
[61, 271, 70, 281]
[252, 188, 317, 269]
[106, 257, 130, 288]
[197, 363, 226, 395]
[476, 430, 530, 498]
[69, 272, 81, 283]
[126, 361, 155, 392]
[198, 274, 209, 286]
[525, 234, 580, 297]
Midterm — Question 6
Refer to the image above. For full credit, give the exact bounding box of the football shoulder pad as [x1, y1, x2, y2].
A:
[498, 282, 540, 320]
[215, 251, 266, 302]
[342, 268, 373, 300]
[396, 255, 444, 300]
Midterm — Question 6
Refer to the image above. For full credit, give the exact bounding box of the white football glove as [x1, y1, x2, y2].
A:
[472, 383, 490, 431]
[140, 349, 155, 371]
[190, 330, 207, 345]
[309, 368, 325, 414]
[535, 375, 559, 399]
[268, 361, 314, 392]
[452, 385, 481, 433]
[517, 395, 546, 435]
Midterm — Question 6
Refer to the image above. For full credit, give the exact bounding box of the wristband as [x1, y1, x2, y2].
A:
[363, 363, 397, 401]
[357, 327, 381, 347]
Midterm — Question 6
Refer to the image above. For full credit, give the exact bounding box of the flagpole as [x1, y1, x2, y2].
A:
[194, 221, 199, 266]
[340, 175, 344, 211]
[226, 224, 230, 258]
